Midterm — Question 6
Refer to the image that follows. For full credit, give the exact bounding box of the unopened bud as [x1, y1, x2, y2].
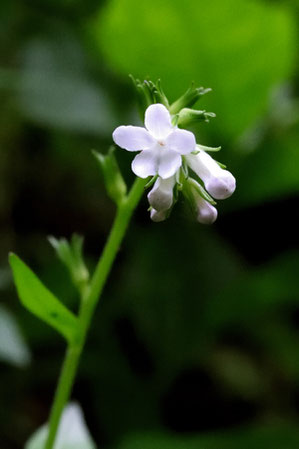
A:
[186, 151, 236, 200]
[177, 108, 216, 127]
[150, 208, 168, 222]
[169, 85, 211, 115]
[147, 176, 176, 212]
[93, 147, 127, 206]
[196, 196, 218, 224]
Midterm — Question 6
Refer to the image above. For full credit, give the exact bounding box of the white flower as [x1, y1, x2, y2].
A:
[188, 180, 218, 224]
[186, 149, 236, 200]
[147, 175, 176, 212]
[112, 103, 196, 179]
[150, 208, 168, 222]
[25, 403, 96, 449]
[196, 196, 218, 224]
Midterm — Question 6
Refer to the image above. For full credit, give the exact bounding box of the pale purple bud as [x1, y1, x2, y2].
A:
[147, 176, 176, 212]
[186, 150, 236, 200]
[196, 196, 218, 224]
[150, 208, 168, 222]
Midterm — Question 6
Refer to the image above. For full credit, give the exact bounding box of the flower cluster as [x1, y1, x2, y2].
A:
[113, 96, 235, 224]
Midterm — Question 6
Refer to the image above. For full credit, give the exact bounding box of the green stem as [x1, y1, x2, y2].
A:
[45, 177, 147, 449]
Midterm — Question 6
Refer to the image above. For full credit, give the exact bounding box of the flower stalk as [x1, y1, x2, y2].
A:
[45, 176, 147, 449]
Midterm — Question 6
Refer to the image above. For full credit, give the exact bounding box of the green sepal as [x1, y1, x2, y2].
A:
[185, 178, 217, 205]
[169, 85, 211, 114]
[171, 114, 179, 126]
[129, 76, 154, 117]
[215, 160, 227, 169]
[154, 79, 169, 107]
[48, 234, 89, 293]
[181, 159, 189, 180]
[177, 108, 216, 127]
[196, 144, 222, 152]
[144, 174, 158, 189]
[9, 254, 79, 343]
[129, 76, 169, 117]
[93, 147, 127, 206]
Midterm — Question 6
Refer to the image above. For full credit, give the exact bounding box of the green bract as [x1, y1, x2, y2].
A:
[48, 234, 89, 295]
[93, 147, 127, 206]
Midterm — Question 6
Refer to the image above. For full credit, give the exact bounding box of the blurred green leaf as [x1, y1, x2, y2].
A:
[117, 427, 299, 449]
[17, 37, 116, 135]
[9, 254, 79, 343]
[202, 251, 299, 332]
[233, 126, 299, 208]
[26, 403, 96, 449]
[96, 0, 296, 139]
[0, 305, 31, 367]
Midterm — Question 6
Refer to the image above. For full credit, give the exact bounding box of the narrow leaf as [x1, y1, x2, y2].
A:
[9, 253, 78, 343]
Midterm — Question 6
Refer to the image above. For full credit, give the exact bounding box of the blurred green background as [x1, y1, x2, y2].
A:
[1, 0, 299, 447]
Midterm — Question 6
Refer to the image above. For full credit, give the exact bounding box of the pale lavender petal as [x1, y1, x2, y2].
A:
[196, 197, 218, 224]
[113, 126, 154, 152]
[186, 151, 236, 199]
[150, 209, 168, 222]
[166, 128, 196, 155]
[145, 103, 173, 139]
[131, 150, 158, 178]
[157, 149, 182, 179]
[147, 176, 176, 211]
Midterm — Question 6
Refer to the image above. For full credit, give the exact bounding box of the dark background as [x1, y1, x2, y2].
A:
[1, 0, 299, 447]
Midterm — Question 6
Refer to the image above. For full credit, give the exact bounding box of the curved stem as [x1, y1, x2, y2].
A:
[45, 177, 147, 449]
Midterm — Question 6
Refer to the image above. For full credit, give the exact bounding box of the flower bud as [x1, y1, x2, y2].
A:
[150, 208, 168, 222]
[48, 234, 89, 292]
[93, 147, 127, 206]
[169, 86, 211, 114]
[186, 150, 236, 200]
[195, 196, 218, 224]
[183, 178, 218, 225]
[177, 108, 216, 127]
[147, 176, 176, 212]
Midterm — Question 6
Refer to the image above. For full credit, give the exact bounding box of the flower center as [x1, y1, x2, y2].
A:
[157, 140, 165, 147]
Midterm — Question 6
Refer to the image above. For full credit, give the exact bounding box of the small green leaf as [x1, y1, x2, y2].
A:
[48, 234, 89, 294]
[9, 253, 79, 343]
[93, 147, 127, 206]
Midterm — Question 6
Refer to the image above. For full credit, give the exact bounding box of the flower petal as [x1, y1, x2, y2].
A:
[147, 176, 176, 211]
[186, 151, 236, 199]
[157, 149, 182, 179]
[113, 126, 154, 152]
[150, 209, 168, 222]
[131, 150, 158, 178]
[166, 128, 196, 154]
[196, 198, 218, 225]
[145, 104, 173, 139]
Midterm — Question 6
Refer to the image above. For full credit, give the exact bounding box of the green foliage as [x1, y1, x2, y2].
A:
[93, 147, 128, 206]
[1, 0, 299, 446]
[96, 0, 296, 138]
[117, 427, 299, 449]
[9, 254, 79, 343]
[49, 234, 90, 294]
[17, 36, 116, 135]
